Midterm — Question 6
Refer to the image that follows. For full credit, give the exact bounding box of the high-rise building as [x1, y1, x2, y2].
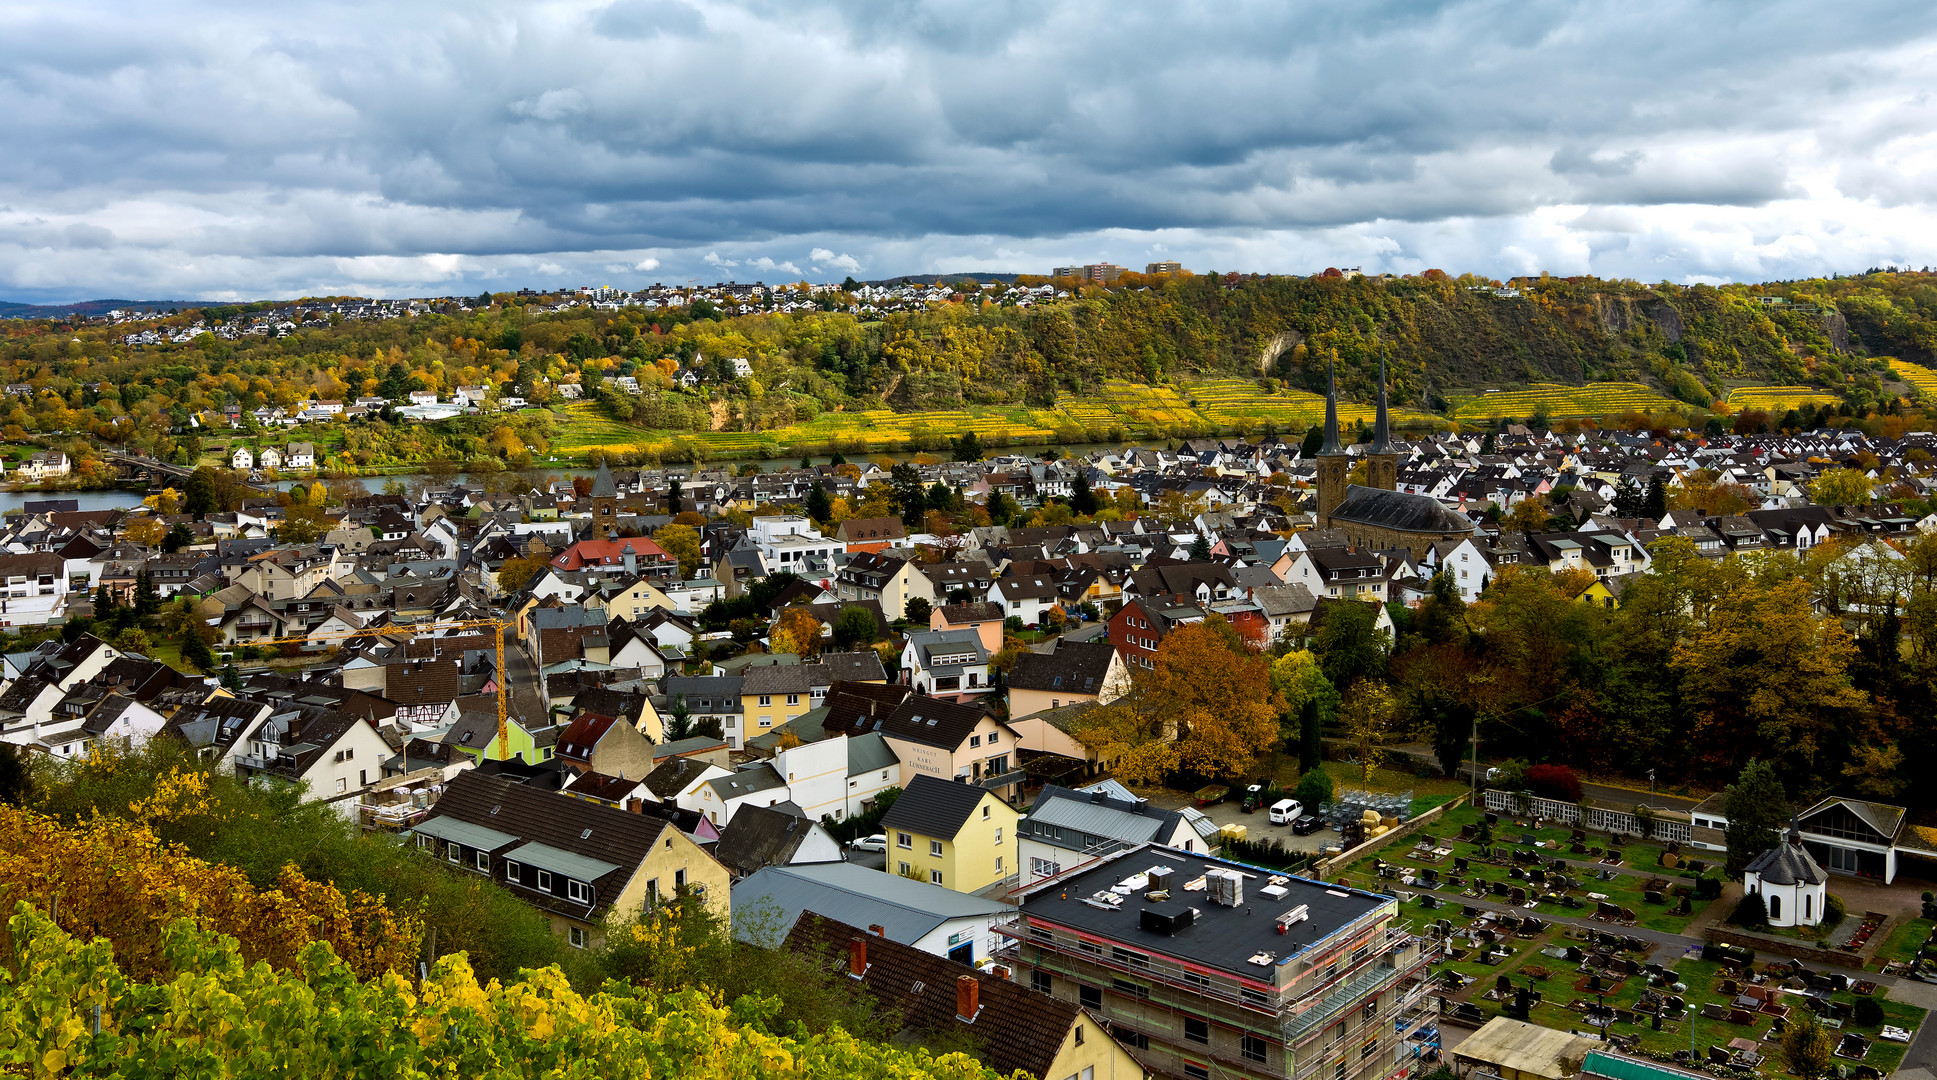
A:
[1000, 844, 1436, 1080]
[1052, 264, 1130, 283]
[1145, 261, 1183, 275]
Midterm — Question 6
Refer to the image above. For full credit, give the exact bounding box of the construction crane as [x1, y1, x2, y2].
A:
[219, 617, 522, 759]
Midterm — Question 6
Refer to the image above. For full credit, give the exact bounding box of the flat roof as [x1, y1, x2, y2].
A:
[1016, 843, 1388, 980]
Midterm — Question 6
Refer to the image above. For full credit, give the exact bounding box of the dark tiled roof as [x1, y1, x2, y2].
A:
[1329, 484, 1476, 534]
[1744, 841, 1825, 887]
[556, 712, 621, 762]
[712, 804, 824, 877]
[936, 601, 1003, 624]
[879, 773, 993, 840]
[785, 913, 1088, 1080]
[1005, 641, 1116, 695]
[873, 694, 989, 751]
[643, 755, 717, 799]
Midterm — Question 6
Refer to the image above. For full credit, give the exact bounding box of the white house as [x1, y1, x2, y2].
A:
[231, 445, 254, 470]
[258, 446, 283, 470]
[900, 628, 992, 698]
[285, 442, 316, 469]
[1742, 824, 1829, 928]
[16, 451, 71, 481]
[408, 390, 439, 406]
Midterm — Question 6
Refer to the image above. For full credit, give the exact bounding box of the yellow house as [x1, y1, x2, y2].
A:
[1576, 577, 1620, 609]
[738, 663, 819, 735]
[879, 773, 1020, 894]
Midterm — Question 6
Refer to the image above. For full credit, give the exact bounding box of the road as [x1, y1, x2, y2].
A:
[501, 634, 548, 727]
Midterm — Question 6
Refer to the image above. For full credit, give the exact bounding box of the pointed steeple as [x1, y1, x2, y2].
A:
[1373, 350, 1392, 452]
[590, 457, 618, 499]
[1320, 355, 1343, 456]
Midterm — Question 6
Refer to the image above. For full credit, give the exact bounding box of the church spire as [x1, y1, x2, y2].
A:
[1320, 354, 1343, 456]
[1373, 350, 1391, 452]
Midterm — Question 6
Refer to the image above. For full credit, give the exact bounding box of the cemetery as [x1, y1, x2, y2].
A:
[1336, 804, 1720, 935]
[1423, 910, 1928, 1077]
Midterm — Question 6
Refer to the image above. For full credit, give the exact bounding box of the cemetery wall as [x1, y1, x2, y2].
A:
[1315, 793, 1469, 878]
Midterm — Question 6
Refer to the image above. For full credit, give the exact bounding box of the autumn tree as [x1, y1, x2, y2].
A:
[123, 516, 166, 548]
[1721, 759, 1789, 878]
[1339, 681, 1397, 786]
[1808, 466, 1873, 507]
[1271, 650, 1335, 771]
[1782, 1010, 1836, 1080]
[496, 555, 546, 595]
[770, 608, 823, 657]
[653, 523, 704, 578]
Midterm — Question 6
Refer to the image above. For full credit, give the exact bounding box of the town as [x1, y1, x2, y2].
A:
[3, 349, 1936, 1080]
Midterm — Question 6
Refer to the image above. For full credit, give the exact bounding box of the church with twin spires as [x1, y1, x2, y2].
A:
[1312, 354, 1476, 557]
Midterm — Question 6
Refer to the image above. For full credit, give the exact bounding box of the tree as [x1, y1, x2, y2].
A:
[1524, 764, 1582, 802]
[1500, 497, 1552, 532]
[664, 695, 695, 741]
[832, 606, 880, 650]
[0, 743, 30, 806]
[1147, 618, 1283, 779]
[1313, 601, 1389, 692]
[1782, 1009, 1836, 1080]
[1808, 467, 1873, 507]
[903, 597, 932, 625]
[770, 607, 823, 657]
[889, 464, 926, 526]
[1294, 767, 1333, 812]
[181, 630, 216, 672]
[950, 432, 984, 462]
[123, 516, 166, 548]
[1339, 681, 1396, 786]
[274, 502, 333, 544]
[1188, 533, 1212, 561]
[1643, 475, 1667, 519]
[653, 524, 704, 578]
[804, 481, 832, 525]
[1610, 477, 1645, 518]
[143, 487, 182, 515]
[1071, 475, 1099, 516]
[667, 478, 684, 515]
[183, 467, 216, 516]
[163, 522, 195, 553]
[1722, 759, 1789, 878]
[1270, 650, 1336, 767]
[495, 555, 546, 594]
[1301, 424, 1324, 459]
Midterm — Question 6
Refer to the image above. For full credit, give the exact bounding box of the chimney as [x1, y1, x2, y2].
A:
[956, 975, 980, 1020]
[848, 938, 868, 977]
[869, 924, 887, 937]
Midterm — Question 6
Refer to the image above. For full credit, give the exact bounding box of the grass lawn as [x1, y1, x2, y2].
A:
[1869, 918, 1934, 972]
[1344, 805, 1717, 934]
[1432, 923, 1927, 1077]
[146, 640, 193, 673]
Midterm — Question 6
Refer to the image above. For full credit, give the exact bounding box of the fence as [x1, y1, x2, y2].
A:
[1313, 794, 1468, 878]
[1480, 789, 1694, 845]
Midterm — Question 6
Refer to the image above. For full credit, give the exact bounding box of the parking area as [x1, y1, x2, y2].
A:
[1142, 791, 1342, 854]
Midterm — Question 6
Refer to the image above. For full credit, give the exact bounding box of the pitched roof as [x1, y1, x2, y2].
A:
[1743, 840, 1826, 887]
[785, 913, 1090, 1080]
[1328, 484, 1477, 534]
[643, 754, 719, 799]
[874, 693, 990, 750]
[879, 773, 995, 839]
[733, 862, 1007, 947]
[936, 601, 1003, 624]
[1005, 641, 1116, 695]
[556, 712, 622, 762]
[712, 804, 832, 877]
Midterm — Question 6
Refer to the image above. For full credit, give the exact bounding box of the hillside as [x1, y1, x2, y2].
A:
[0, 270, 1932, 471]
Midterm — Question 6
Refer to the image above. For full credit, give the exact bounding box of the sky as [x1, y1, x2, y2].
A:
[3, 0, 1937, 302]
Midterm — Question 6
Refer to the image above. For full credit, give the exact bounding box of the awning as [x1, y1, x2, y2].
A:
[504, 841, 622, 883]
[410, 816, 519, 851]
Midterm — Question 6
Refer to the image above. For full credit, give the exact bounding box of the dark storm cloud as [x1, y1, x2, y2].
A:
[0, 0, 1934, 300]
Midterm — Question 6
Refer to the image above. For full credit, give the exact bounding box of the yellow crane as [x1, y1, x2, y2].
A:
[221, 616, 522, 759]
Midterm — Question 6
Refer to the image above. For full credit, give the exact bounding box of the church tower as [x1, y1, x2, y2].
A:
[1365, 351, 1400, 492]
[589, 457, 619, 534]
[1314, 357, 1352, 527]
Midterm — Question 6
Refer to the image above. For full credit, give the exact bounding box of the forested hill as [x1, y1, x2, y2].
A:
[2, 270, 1934, 472]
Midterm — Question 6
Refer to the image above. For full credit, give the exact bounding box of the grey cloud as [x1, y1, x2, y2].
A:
[594, 0, 707, 39]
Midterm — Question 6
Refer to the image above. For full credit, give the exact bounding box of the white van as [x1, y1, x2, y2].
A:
[1269, 799, 1302, 825]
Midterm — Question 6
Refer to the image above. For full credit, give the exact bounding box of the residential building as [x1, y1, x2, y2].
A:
[788, 913, 1146, 1080]
[880, 773, 1020, 893]
[733, 861, 1012, 964]
[835, 516, 906, 553]
[837, 551, 934, 621]
[1001, 844, 1435, 1080]
[555, 711, 657, 779]
[1006, 640, 1130, 718]
[900, 628, 993, 698]
[1017, 782, 1220, 885]
[711, 804, 843, 878]
[411, 771, 730, 950]
[930, 600, 1006, 653]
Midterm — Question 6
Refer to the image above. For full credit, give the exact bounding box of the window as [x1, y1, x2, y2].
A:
[1031, 858, 1060, 878]
[1079, 984, 1102, 1010]
[336, 777, 347, 793]
[897, 832, 913, 849]
[1363, 998, 1378, 1021]
[986, 731, 998, 744]
[1112, 978, 1149, 999]
[646, 878, 659, 904]
[1334, 1058, 1348, 1080]
[758, 695, 771, 706]
[1243, 1035, 1269, 1064]
[537, 869, 552, 892]
[505, 859, 522, 882]
[1032, 970, 1053, 994]
[994, 827, 1003, 845]
[415, 834, 430, 851]
[567, 926, 587, 949]
[1241, 987, 1271, 1009]
[898, 862, 912, 876]
[1185, 1017, 1209, 1044]
[786, 694, 799, 706]
[1112, 946, 1149, 968]
[996, 856, 1003, 873]
[1078, 939, 1103, 956]
[1362, 1038, 1379, 1060]
[567, 880, 593, 904]
[447, 844, 462, 864]
[675, 869, 686, 888]
[1184, 1064, 1209, 1080]
[969, 735, 981, 748]
[982, 805, 991, 820]
[929, 840, 943, 857]
[930, 869, 943, 885]
[473, 851, 489, 873]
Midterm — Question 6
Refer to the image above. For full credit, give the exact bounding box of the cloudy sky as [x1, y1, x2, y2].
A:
[3, 0, 1936, 302]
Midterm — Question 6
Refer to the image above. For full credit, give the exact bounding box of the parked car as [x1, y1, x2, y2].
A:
[849, 834, 887, 852]
[1269, 799, 1303, 825]
[1292, 815, 1324, 835]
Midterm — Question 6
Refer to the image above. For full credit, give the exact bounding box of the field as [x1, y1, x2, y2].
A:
[1448, 382, 1685, 421]
[1726, 386, 1840, 411]
[1889, 360, 1937, 397]
[1183, 378, 1438, 429]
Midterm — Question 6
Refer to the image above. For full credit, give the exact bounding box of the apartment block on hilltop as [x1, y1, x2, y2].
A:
[1000, 844, 1435, 1080]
